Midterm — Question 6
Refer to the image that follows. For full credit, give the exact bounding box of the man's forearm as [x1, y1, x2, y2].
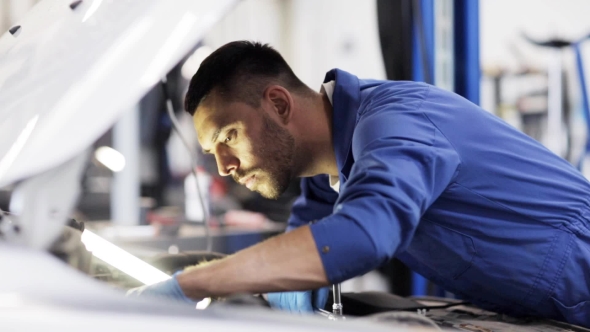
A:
[176, 225, 329, 299]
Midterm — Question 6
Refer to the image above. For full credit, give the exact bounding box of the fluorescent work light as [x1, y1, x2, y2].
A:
[80, 229, 211, 309]
[81, 229, 170, 285]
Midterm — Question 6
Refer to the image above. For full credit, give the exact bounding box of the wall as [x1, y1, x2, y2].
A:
[480, 0, 590, 162]
[203, 0, 386, 89]
[481, 0, 590, 71]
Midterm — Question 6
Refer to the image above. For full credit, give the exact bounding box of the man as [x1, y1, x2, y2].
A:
[131, 41, 590, 327]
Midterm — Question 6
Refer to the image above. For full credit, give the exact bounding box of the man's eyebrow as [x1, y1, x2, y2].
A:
[211, 127, 222, 144]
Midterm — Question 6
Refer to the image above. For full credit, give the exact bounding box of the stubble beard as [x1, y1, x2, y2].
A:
[234, 114, 295, 200]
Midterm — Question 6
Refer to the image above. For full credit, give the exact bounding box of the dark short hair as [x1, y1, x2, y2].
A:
[184, 41, 309, 116]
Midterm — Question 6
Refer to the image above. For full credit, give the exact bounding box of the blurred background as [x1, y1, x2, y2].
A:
[1, 0, 590, 297]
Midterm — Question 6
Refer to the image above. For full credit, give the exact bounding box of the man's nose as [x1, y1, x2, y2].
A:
[214, 149, 239, 176]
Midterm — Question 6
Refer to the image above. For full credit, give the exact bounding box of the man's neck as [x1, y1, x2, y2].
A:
[293, 91, 339, 177]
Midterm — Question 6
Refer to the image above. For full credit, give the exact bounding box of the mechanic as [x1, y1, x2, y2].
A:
[130, 41, 590, 327]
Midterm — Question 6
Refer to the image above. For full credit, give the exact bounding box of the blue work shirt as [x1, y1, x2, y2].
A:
[288, 69, 590, 327]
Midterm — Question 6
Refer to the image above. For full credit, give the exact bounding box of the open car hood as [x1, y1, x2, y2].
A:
[0, 0, 236, 187]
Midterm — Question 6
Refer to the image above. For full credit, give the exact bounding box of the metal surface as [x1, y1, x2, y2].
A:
[453, 0, 480, 105]
[332, 283, 343, 316]
[412, 297, 590, 331]
[575, 40, 590, 174]
[411, 0, 435, 296]
[547, 50, 563, 155]
[0, 244, 401, 332]
[111, 104, 140, 226]
[317, 308, 347, 321]
[6, 150, 89, 249]
[0, 0, 238, 188]
[434, 0, 454, 92]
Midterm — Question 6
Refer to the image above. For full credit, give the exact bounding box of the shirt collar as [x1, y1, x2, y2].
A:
[323, 69, 361, 180]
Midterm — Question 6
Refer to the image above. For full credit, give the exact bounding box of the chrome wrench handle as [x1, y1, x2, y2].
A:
[332, 283, 343, 315]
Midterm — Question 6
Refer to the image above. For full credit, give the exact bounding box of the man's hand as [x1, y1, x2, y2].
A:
[126, 272, 197, 304]
[267, 287, 329, 314]
[176, 226, 329, 299]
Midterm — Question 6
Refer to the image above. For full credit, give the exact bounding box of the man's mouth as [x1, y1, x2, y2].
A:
[240, 174, 256, 189]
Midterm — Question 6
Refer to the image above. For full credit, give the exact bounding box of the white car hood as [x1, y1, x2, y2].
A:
[0, 0, 236, 187]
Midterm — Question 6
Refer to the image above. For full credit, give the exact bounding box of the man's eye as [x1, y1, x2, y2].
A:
[224, 130, 236, 143]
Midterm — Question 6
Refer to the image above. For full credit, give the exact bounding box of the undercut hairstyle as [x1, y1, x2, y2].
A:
[184, 41, 310, 116]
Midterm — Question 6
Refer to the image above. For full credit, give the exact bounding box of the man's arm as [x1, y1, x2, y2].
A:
[176, 225, 328, 299]
[172, 176, 337, 302]
[308, 89, 462, 284]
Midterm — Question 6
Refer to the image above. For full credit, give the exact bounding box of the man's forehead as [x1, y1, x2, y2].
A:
[193, 103, 247, 143]
[194, 111, 228, 143]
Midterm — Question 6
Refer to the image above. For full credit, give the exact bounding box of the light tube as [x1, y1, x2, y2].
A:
[80, 229, 210, 309]
[81, 229, 170, 285]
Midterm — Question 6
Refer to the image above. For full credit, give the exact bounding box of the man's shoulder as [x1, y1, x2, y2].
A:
[357, 79, 432, 115]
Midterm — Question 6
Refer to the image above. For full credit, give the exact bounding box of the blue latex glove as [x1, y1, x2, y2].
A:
[126, 272, 197, 304]
[267, 287, 329, 314]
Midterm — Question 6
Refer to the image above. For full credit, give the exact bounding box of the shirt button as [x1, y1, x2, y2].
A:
[322, 246, 330, 254]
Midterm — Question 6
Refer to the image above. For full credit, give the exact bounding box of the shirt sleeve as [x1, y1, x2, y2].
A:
[310, 91, 462, 283]
[286, 175, 339, 232]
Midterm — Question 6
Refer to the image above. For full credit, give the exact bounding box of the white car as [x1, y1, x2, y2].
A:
[0, 1, 426, 331]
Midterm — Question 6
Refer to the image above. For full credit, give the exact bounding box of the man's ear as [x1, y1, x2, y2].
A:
[264, 85, 293, 125]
